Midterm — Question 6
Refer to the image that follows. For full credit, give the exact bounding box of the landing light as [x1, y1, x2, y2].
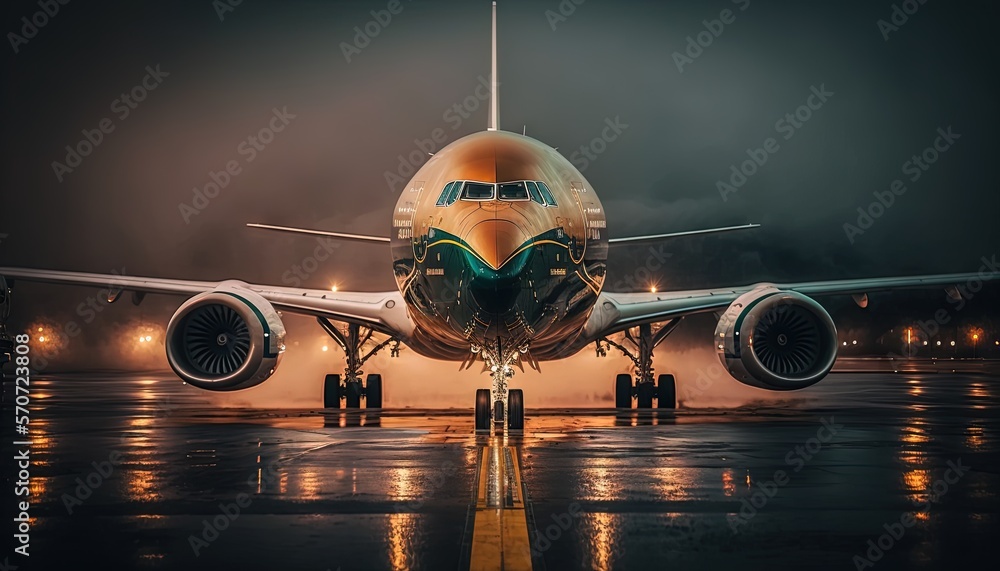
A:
[331, 285, 339, 293]
[650, 286, 657, 293]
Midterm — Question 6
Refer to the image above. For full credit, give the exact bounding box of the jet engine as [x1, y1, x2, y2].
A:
[165, 284, 286, 391]
[715, 287, 838, 390]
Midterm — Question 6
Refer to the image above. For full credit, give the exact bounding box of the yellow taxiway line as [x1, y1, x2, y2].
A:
[469, 442, 533, 571]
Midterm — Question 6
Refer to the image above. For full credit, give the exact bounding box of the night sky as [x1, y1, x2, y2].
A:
[2, 0, 998, 366]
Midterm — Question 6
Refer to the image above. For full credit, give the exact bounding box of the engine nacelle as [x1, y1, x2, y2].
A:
[715, 287, 838, 390]
[166, 284, 286, 391]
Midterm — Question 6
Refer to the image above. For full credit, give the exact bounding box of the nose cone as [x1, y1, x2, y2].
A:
[463, 219, 530, 270]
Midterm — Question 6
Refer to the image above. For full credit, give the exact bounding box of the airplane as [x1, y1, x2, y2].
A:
[0, 2, 995, 432]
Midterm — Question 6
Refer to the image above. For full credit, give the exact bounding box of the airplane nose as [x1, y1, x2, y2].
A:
[463, 219, 530, 270]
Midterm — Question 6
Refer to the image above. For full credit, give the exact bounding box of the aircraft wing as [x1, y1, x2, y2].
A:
[0, 267, 414, 338]
[583, 269, 998, 339]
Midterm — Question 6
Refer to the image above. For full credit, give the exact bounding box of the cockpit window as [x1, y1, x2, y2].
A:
[525, 181, 544, 205]
[435, 181, 459, 206]
[435, 180, 556, 206]
[444, 180, 463, 205]
[498, 182, 529, 200]
[535, 181, 557, 206]
[461, 182, 495, 200]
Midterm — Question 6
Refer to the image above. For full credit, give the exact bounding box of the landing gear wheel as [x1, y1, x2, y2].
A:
[656, 374, 676, 409]
[365, 374, 382, 408]
[323, 374, 341, 409]
[636, 382, 655, 409]
[345, 382, 362, 408]
[475, 389, 491, 432]
[507, 389, 524, 431]
[615, 374, 633, 408]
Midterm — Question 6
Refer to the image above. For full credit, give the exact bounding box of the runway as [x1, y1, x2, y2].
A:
[2, 369, 998, 570]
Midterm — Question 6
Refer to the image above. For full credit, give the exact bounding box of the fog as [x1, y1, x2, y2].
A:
[2, 0, 998, 408]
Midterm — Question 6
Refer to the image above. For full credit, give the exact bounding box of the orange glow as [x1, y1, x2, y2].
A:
[722, 468, 735, 497]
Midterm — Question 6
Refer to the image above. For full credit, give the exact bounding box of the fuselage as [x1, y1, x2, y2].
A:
[391, 130, 608, 361]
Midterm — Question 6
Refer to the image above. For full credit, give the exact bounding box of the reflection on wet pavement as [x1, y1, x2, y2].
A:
[1, 371, 998, 570]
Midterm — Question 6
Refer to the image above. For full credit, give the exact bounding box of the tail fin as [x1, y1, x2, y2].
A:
[487, 1, 499, 131]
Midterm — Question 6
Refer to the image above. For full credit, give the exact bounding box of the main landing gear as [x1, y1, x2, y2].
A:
[473, 342, 525, 434]
[599, 320, 681, 409]
[317, 318, 399, 409]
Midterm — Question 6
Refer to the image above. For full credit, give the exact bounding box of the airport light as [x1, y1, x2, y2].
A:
[650, 286, 657, 293]
[322, 346, 328, 352]
[842, 341, 847, 347]
[331, 284, 339, 293]
[852, 340, 857, 345]
[936, 341, 942, 346]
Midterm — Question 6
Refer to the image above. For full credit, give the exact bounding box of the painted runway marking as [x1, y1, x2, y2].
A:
[469, 441, 532, 571]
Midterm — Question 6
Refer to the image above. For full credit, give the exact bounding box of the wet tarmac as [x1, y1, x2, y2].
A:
[2, 369, 999, 570]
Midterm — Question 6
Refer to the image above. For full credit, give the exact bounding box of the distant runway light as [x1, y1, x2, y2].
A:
[321, 346, 328, 352]
[852, 340, 857, 345]
[38, 336, 45, 342]
[950, 341, 956, 347]
[842, 341, 847, 346]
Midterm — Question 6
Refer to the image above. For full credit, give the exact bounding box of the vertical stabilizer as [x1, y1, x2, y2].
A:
[488, 2, 499, 131]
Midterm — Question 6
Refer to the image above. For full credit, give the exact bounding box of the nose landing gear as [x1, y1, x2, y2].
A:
[473, 343, 525, 434]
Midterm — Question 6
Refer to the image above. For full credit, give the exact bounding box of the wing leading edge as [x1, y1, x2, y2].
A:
[584, 267, 1000, 339]
[0, 267, 414, 338]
